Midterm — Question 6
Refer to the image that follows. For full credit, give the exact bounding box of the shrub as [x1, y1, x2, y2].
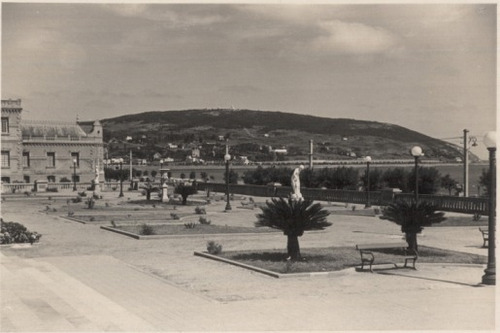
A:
[89, 217, 96, 222]
[140, 224, 155, 235]
[174, 184, 198, 205]
[46, 187, 59, 192]
[72, 196, 82, 203]
[170, 213, 180, 220]
[24, 191, 31, 197]
[195, 206, 206, 215]
[67, 211, 75, 217]
[78, 191, 87, 197]
[199, 216, 211, 225]
[86, 198, 95, 209]
[60, 177, 71, 182]
[0, 219, 42, 245]
[207, 241, 222, 254]
[184, 222, 197, 229]
[473, 213, 482, 221]
[112, 187, 117, 191]
[111, 220, 116, 227]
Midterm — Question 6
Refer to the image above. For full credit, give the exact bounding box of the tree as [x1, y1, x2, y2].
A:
[174, 184, 198, 205]
[200, 172, 208, 181]
[140, 182, 159, 201]
[479, 168, 491, 196]
[256, 198, 331, 260]
[151, 170, 157, 179]
[441, 174, 458, 196]
[382, 168, 409, 192]
[380, 200, 446, 252]
[189, 171, 196, 180]
[224, 169, 239, 184]
[408, 167, 442, 195]
[360, 168, 384, 191]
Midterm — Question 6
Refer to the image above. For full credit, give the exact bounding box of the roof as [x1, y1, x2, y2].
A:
[77, 121, 95, 135]
[21, 120, 88, 138]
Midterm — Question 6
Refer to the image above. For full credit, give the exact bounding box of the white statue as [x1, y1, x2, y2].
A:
[94, 165, 100, 184]
[93, 164, 100, 193]
[290, 165, 305, 201]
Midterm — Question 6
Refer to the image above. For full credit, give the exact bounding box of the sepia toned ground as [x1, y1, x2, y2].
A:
[0, 190, 495, 331]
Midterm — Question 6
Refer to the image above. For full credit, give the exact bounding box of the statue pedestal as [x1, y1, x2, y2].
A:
[161, 184, 169, 202]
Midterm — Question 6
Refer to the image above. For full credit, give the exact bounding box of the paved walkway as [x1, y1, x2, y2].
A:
[0, 192, 496, 331]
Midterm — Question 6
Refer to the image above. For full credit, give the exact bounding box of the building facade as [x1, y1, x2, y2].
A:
[1, 99, 104, 185]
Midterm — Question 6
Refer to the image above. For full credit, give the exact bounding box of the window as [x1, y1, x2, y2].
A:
[1, 177, 10, 184]
[22, 152, 30, 168]
[72, 175, 80, 183]
[1, 151, 10, 168]
[47, 175, 56, 183]
[24, 175, 30, 183]
[71, 152, 80, 167]
[1, 117, 9, 134]
[47, 152, 56, 168]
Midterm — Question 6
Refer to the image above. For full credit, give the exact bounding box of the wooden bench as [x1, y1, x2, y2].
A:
[479, 227, 489, 248]
[355, 242, 418, 273]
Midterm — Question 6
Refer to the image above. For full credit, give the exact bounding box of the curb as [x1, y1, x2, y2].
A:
[193, 251, 353, 279]
[100, 226, 281, 240]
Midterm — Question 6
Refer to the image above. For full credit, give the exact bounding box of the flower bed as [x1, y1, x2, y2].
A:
[211, 246, 486, 274]
[1, 219, 42, 245]
[111, 223, 277, 236]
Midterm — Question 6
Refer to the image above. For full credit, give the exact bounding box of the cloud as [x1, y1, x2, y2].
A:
[218, 85, 262, 94]
[102, 4, 227, 28]
[311, 20, 399, 55]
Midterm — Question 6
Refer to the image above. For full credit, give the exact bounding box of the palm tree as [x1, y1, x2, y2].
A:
[140, 182, 159, 201]
[256, 198, 331, 261]
[380, 200, 446, 252]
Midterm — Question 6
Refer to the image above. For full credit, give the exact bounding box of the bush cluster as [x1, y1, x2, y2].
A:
[206, 241, 222, 254]
[199, 216, 211, 225]
[140, 224, 155, 235]
[0, 219, 42, 245]
[195, 206, 206, 214]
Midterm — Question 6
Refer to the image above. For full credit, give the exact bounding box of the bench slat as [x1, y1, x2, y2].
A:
[356, 242, 408, 250]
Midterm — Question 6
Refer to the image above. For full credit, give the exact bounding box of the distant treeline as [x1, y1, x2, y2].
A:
[242, 166, 490, 196]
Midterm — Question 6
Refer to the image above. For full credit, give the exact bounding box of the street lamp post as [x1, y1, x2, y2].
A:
[224, 152, 232, 211]
[410, 146, 424, 203]
[159, 159, 164, 179]
[72, 159, 77, 191]
[481, 131, 496, 285]
[119, 158, 124, 198]
[364, 156, 372, 208]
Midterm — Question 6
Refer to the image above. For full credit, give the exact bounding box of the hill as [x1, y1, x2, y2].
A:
[101, 109, 470, 162]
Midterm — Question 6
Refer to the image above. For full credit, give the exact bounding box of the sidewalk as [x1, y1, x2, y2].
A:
[1, 251, 495, 331]
[0, 192, 496, 331]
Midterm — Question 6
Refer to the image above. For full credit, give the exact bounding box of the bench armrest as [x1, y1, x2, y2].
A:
[359, 250, 375, 262]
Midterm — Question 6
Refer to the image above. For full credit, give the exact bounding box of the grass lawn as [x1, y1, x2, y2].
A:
[115, 223, 278, 235]
[431, 215, 488, 227]
[216, 246, 487, 274]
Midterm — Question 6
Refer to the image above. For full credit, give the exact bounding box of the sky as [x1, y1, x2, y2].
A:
[2, 2, 497, 158]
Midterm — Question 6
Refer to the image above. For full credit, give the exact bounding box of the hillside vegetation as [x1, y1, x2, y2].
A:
[101, 109, 468, 162]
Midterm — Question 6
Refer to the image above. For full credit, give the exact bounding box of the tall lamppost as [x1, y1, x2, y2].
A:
[72, 158, 77, 191]
[481, 131, 496, 285]
[159, 159, 164, 179]
[463, 129, 478, 197]
[410, 146, 424, 203]
[119, 158, 124, 198]
[224, 152, 232, 211]
[364, 156, 372, 208]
